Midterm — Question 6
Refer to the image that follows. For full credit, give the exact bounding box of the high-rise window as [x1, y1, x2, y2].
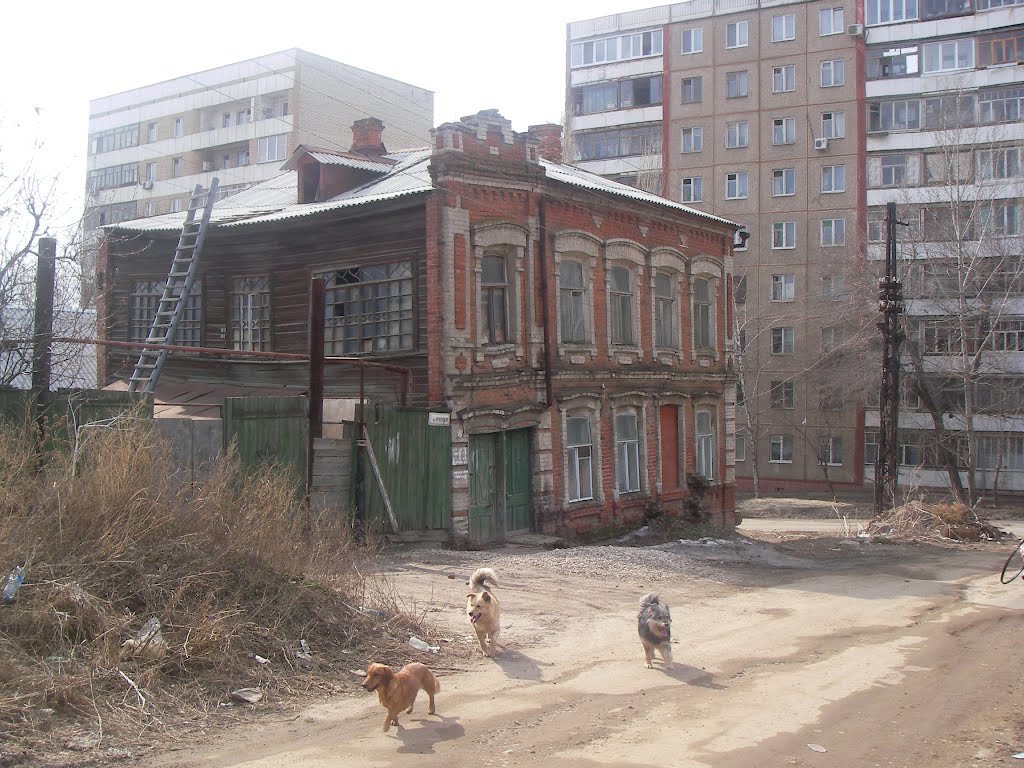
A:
[773, 65, 796, 92]
[770, 434, 795, 463]
[681, 77, 703, 103]
[866, 0, 919, 25]
[822, 111, 846, 139]
[726, 172, 748, 199]
[772, 168, 796, 196]
[771, 14, 796, 41]
[772, 117, 797, 145]
[772, 221, 797, 249]
[772, 326, 795, 354]
[821, 165, 846, 193]
[681, 176, 703, 203]
[727, 121, 749, 148]
[681, 27, 703, 54]
[821, 219, 847, 246]
[681, 127, 704, 153]
[726, 71, 749, 99]
[726, 20, 749, 48]
[820, 59, 845, 87]
[771, 274, 795, 302]
[819, 7, 845, 35]
[257, 134, 288, 163]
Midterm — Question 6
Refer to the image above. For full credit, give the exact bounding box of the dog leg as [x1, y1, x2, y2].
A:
[476, 629, 490, 657]
[427, 690, 436, 715]
[383, 712, 393, 732]
[661, 644, 674, 670]
[643, 643, 654, 668]
[489, 629, 499, 657]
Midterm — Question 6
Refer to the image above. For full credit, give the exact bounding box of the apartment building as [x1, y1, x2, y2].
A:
[568, 1, 866, 493]
[83, 49, 434, 304]
[862, 1, 1024, 495]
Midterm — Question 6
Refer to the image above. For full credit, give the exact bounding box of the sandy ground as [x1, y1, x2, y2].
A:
[151, 526, 1024, 768]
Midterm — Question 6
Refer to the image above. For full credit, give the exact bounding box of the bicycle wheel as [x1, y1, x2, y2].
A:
[1000, 538, 1024, 584]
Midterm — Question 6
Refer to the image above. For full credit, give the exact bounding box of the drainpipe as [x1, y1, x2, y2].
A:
[538, 195, 554, 407]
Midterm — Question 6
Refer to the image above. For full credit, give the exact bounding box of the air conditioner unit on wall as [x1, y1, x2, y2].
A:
[814, 137, 829, 151]
[848, 23, 864, 36]
[141, 180, 154, 190]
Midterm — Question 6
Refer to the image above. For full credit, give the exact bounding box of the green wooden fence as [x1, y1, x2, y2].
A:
[222, 396, 308, 494]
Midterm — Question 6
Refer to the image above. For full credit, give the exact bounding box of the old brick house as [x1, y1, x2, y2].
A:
[99, 110, 740, 542]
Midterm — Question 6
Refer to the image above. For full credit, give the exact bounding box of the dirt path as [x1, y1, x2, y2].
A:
[154, 535, 1024, 768]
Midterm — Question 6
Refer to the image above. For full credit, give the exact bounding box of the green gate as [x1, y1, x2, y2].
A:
[0, 388, 153, 439]
[468, 434, 497, 542]
[223, 396, 308, 493]
[468, 429, 532, 543]
[504, 429, 532, 534]
[360, 405, 451, 534]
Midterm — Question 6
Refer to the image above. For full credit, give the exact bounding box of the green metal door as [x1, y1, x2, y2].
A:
[468, 434, 496, 542]
[504, 429, 532, 533]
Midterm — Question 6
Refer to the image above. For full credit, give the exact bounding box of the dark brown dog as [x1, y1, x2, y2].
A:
[361, 662, 440, 732]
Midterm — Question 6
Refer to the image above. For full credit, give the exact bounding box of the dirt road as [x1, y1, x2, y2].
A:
[156, 532, 1024, 768]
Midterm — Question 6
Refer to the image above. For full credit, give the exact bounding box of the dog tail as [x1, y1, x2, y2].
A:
[639, 592, 661, 610]
[470, 567, 498, 592]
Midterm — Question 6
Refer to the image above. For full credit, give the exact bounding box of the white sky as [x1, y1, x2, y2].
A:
[3, 1, 658, 229]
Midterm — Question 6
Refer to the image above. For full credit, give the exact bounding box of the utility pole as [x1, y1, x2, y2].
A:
[874, 202, 906, 515]
[32, 237, 56, 453]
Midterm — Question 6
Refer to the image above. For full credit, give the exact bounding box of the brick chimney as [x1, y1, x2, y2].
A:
[351, 117, 386, 157]
[527, 123, 563, 164]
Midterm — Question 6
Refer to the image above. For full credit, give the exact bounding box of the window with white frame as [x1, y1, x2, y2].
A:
[822, 111, 846, 139]
[237, 149, 250, 167]
[482, 253, 509, 344]
[820, 59, 845, 87]
[978, 147, 1022, 180]
[726, 71, 749, 99]
[695, 409, 716, 479]
[173, 117, 183, 138]
[821, 218, 846, 246]
[145, 163, 156, 182]
[237, 108, 252, 125]
[232, 276, 271, 351]
[819, 6, 845, 35]
[770, 434, 794, 462]
[773, 65, 796, 92]
[772, 14, 796, 41]
[922, 39, 974, 73]
[821, 326, 846, 353]
[869, 99, 921, 131]
[570, 28, 663, 68]
[821, 164, 846, 192]
[726, 172, 748, 199]
[822, 274, 844, 300]
[655, 272, 678, 348]
[771, 273, 795, 302]
[257, 134, 287, 163]
[772, 168, 796, 196]
[559, 260, 588, 344]
[772, 326, 795, 354]
[693, 277, 714, 350]
[170, 198, 181, 213]
[772, 221, 797, 249]
[681, 127, 703, 153]
[978, 435, 1024, 471]
[321, 262, 413, 352]
[727, 20, 749, 48]
[222, 112, 232, 128]
[565, 415, 594, 502]
[681, 27, 703, 53]
[771, 380, 796, 409]
[727, 120, 749, 148]
[143, 202, 155, 217]
[681, 176, 703, 202]
[772, 117, 796, 145]
[681, 77, 703, 103]
[147, 122, 158, 143]
[171, 157, 183, 178]
[735, 432, 747, 462]
[130, 280, 202, 346]
[980, 202, 1023, 236]
[819, 435, 843, 465]
[609, 265, 634, 345]
[615, 411, 642, 493]
[979, 87, 1024, 125]
[87, 163, 138, 192]
[881, 154, 907, 186]
[866, 0, 919, 25]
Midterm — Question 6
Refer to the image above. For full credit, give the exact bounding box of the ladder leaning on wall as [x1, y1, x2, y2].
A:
[128, 179, 219, 394]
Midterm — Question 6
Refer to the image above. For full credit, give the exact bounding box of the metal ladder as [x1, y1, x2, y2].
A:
[128, 179, 219, 393]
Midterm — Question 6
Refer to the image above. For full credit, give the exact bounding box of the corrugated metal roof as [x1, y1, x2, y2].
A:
[540, 159, 737, 228]
[308, 152, 393, 173]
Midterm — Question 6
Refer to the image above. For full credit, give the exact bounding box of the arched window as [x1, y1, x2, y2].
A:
[482, 253, 508, 344]
[692, 277, 714, 350]
[566, 414, 595, 502]
[654, 272, 678, 348]
[609, 265, 634, 345]
[695, 409, 716, 480]
[615, 411, 641, 493]
[560, 260, 588, 344]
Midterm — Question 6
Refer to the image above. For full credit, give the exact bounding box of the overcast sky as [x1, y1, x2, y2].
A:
[3, 1, 657, 229]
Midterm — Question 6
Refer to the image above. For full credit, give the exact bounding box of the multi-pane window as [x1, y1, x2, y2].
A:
[867, 45, 922, 79]
[820, 384, 845, 410]
[980, 202, 1023, 236]
[923, 94, 975, 130]
[566, 416, 594, 502]
[144, 162, 156, 182]
[772, 168, 796, 196]
[821, 111, 846, 139]
[87, 163, 138, 192]
[773, 65, 796, 93]
[87, 201, 138, 229]
[866, 0, 919, 25]
[772, 117, 796, 145]
[881, 154, 907, 186]
[693, 277, 714, 349]
[978, 147, 1022, 180]
[609, 266, 634, 345]
[772, 326, 795, 354]
[322, 263, 414, 354]
[681, 27, 703, 53]
[821, 326, 846, 353]
[922, 39, 974, 73]
[173, 117, 184, 138]
[979, 87, 1024, 124]
[654, 273, 678, 348]
[695, 410, 715, 479]
[771, 273, 795, 302]
[819, 7, 845, 35]
[171, 157, 183, 177]
[237, 109, 252, 125]
[989, 320, 1024, 351]
[868, 210, 886, 242]
[770, 434, 794, 463]
[978, 435, 1024, 471]
[571, 75, 664, 115]
[821, 218, 846, 246]
[822, 274, 845, 300]
[146, 122, 158, 143]
[170, 199, 181, 214]
[820, 59, 845, 87]
[232, 277, 271, 352]
[237, 149, 250, 167]
[726, 172, 748, 199]
[735, 433, 747, 462]
[681, 77, 703, 103]
[681, 127, 704, 153]
[819, 436, 843, 466]
[979, 30, 1024, 68]
[577, 125, 662, 160]
[559, 260, 588, 344]
[570, 28, 663, 68]
[681, 176, 703, 202]
[821, 165, 846, 193]
[727, 121, 749, 148]
[615, 412, 641, 493]
[129, 280, 202, 346]
[869, 99, 921, 131]
[726, 71, 749, 99]
[482, 254, 509, 344]
[771, 381, 796, 409]
[91, 125, 140, 155]
[772, 14, 796, 41]
[772, 221, 797, 249]
[257, 134, 287, 163]
[726, 20, 749, 48]
[864, 429, 879, 465]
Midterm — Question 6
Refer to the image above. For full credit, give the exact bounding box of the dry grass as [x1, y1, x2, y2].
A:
[866, 498, 1004, 542]
[0, 412, 437, 761]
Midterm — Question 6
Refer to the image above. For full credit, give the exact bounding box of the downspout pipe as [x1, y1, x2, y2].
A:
[538, 195, 554, 407]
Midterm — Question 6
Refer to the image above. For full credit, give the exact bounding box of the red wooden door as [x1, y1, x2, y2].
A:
[660, 405, 680, 490]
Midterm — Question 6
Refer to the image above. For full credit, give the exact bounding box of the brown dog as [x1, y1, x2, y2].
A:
[466, 567, 500, 657]
[361, 662, 440, 732]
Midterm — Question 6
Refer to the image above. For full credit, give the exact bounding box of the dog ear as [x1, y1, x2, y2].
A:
[467, 592, 476, 599]
[481, 592, 491, 602]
